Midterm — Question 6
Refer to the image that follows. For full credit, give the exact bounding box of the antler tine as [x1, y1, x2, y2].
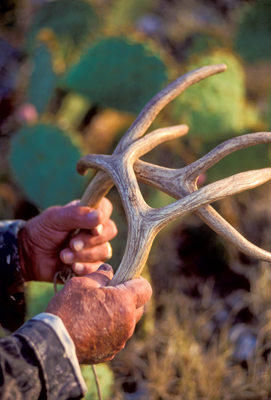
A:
[116, 64, 227, 154]
[152, 169, 271, 229]
[123, 124, 189, 161]
[79, 64, 227, 209]
[179, 132, 271, 182]
[133, 131, 271, 262]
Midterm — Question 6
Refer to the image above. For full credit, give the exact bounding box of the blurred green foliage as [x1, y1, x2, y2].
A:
[188, 33, 224, 58]
[26, 44, 58, 113]
[27, 281, 56, 318]
[235, 0, 271, 63]
[107, 0, 152, 28]
[172, 51, 249, 139]
[60, 36, 168, 114]
[25, 0, 101, 55]
[81, 364, 114, 400]
[201, 142, 271, 182]
[10, 123, 86, 209]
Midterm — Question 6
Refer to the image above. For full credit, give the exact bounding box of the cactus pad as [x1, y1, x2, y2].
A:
[26, 44, 58, 113]
[10, 123, 87, 210]
[172, 51, 246, 139]
[235, 1, 271, 63]
[60, 36, 168, 114]
[26, 0, 101, 54]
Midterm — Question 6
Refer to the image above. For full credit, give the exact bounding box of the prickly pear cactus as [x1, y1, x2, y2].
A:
[60, 36, 168, 114]
[26, 44, 58, 113]
[10, 123, 87, 210]
[26, 0, 101, 54]
[234, 0, 271, 63]
[172, 51, 247, 139]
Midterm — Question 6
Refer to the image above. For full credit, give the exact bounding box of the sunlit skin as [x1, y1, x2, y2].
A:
[46, 264, 152, 364]
[17, 198, 152, 364]
[18, 198, 117, 281]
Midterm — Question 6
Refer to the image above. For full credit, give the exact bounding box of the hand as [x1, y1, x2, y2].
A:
[46, 264, 152, 364]
[18, 198, 117, 282]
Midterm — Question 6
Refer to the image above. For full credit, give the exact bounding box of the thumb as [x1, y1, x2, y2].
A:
[84, 264, 114, 288]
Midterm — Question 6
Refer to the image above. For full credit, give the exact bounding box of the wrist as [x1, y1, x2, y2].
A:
[18, 227, 35, 281]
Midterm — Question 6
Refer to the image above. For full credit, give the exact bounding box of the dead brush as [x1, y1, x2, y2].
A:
[111, 283, 271, 399]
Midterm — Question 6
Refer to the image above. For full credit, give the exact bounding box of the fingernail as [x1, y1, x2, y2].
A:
[103, 243, 112, 262]
[98, 263, 113, 272]
[96, 224, 103, 235]
[74, 263, 84, 274]
[87, 210, 99, 220]
[62, 250, 74, 263]
[73, 240, 84, 252]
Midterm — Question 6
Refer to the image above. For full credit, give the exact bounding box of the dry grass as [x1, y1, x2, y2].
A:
[111, 263, 271, 400]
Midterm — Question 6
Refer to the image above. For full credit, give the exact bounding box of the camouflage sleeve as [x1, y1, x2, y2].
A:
[0, 221, 87, 399]
[0, 314, 86, 399]
[0, 220, 26, 332]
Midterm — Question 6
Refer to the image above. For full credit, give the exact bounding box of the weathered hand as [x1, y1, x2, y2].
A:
[18, 198, 117, 282]
[46, 264, 152, 364]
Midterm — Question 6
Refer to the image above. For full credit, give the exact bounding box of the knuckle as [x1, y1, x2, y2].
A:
[66, 276, 81, 291]
[101, 197, 113, 211]
[100, 243, 110, 259]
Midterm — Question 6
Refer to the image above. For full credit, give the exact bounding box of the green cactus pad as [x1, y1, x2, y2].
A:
[10, 123, 87, 210]
[26, 44, 58, 113]
[26, 0, 101, 53]
[60, 36, 168, 114]
[234, 1, 271, 63]
[171, 51, 246, 139]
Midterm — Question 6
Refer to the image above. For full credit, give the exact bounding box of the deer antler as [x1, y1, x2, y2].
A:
[60, 63, 271, 286]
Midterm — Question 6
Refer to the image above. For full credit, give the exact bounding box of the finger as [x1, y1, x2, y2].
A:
[85, 264, 114, 287]
[70, 221, 117, 251]
[121, 277, 152, 309]
[72, 261, 103, 276]
[45, 205, 103, 232]
[60, 242, 111, 264]
[91, 198, 113, 236]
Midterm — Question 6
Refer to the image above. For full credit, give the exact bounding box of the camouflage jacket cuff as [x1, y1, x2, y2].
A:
[0, 220, 26, 331]
[14, 315, 87, 399]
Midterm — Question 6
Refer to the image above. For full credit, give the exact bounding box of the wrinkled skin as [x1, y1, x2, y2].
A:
[46, 264, 152, 364]
[18, 198, 117, 282]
